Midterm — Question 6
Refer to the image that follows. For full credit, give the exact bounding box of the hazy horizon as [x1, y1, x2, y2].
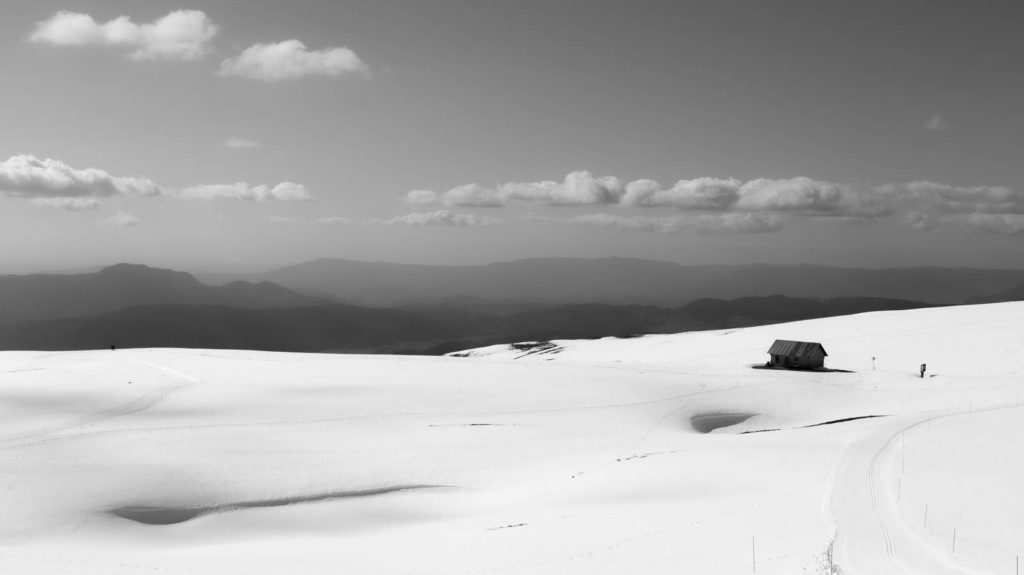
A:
[12, 255, 1024, 280]
[2, 1, 1022, 272]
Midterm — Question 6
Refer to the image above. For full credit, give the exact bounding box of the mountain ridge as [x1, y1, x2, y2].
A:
[0, 263, 329, 324]
[198, 257, 1024, 307]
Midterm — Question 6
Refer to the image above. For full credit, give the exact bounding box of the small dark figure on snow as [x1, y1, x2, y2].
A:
[919, 363, 926, 378]
[111, 344, 116, 351]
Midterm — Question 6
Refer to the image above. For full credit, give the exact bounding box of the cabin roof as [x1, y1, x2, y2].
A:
[768, 339, 828, 357]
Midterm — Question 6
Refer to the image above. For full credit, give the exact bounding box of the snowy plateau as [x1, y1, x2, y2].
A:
[1, 302, 1023, 574]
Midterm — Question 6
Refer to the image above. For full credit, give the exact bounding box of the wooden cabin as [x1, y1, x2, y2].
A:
[767, 340, 827, 369]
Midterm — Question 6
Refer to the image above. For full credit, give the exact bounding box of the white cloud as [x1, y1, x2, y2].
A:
[443, 183, 508, 207]
[406, 170, 1024, 235]
[177, 181, 313, 202]
[372, 210, 499, 227]
[316, 216, 354, 225]
[99, 211, 140, 227]
[568, 212, 784, 235]
[924, 115, 949, 131]
[905, 212, 1024, 235]
[0, 155, 162, 204]
[889, 181, 1024, 215]
[959, 213, 1024, 235]
[504, 171, 625, 206]
[29, 197, 102, 211]
[1, 154, 318, 209]
[735, 177, 889, 218]
[406, 189, 438, 206]
[407, 171, 625, 208]
[30, 10, 217, 61]
[220, 40, 368, 81]
[621, 177, 740, 210]
[225, 137, 263, 149]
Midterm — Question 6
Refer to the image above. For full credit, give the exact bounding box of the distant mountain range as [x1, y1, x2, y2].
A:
[0, 264, 328, 324]
[200, 257, 1024, 307]
[965, 281, 1024, 305]
[0, 295, 931, 355]
[0, 259, 1019, 354]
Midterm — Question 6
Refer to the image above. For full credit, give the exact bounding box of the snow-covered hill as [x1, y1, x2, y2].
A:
[1, 302, 1022, 574]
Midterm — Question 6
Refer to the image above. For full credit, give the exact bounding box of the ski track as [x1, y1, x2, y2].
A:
[833, 402, 1016, 575]
[0, 356, 200, 448]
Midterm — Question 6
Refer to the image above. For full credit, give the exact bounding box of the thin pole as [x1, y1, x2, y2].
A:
[897, 477, 902, 501]
[952, 527, 956, 553]
[752, 536, 756, 572]
[924, 504, 928, 527]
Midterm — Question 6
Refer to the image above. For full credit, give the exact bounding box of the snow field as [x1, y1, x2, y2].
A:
[0, 302, 1021, 574]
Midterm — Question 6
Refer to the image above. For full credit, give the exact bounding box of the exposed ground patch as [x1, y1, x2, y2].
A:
[690, 412, 757, 433]
[110, 485, 449, 525]
[427, 423, 514, 427]
[751, 365, 854, 373]
[801, 415, 886, 428]
[509, 341, 563, 358]
[741, 415, 887, 434]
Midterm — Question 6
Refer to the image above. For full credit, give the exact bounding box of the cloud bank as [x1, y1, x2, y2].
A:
[30, 10, 218, 61]
[1, 155, 312, 208]
[30, 197, 102, 211]
[0, 155, 162, 204]
[225, 137, 262, 149]
[178, 182, 313, 202]
[924, 115, 949, 131]
[220, 40, 368, 81]
[408, 171, 1023, 234]
[371, 210, 499, 227]
[569, 213, 784, 235]
[268, 211, 500, 228]
[98, 211, 140, 227]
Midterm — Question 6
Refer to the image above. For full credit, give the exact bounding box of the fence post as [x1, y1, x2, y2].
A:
[829, 540, 834, 574]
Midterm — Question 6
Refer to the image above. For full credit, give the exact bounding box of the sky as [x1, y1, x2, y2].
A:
[0, 0, 1022, 273]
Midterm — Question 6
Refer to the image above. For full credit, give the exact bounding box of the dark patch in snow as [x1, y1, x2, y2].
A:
[509, 341, 563, 358]
[488, 522, 527, 530]
[111, 506, 205, 525]
[801, 415, 886, 428]
[110, 485, 449, 525]
[751, 365, 854, 373]
[690, 413, 757, 433]
[741, 415, 887, 434]
[428, 423, 514, 427]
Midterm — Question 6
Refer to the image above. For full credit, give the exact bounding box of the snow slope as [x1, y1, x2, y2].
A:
[0, 302, 1022, 574]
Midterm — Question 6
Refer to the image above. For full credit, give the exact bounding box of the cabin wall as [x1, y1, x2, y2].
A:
[804, 349, 825, 368]
[767, 350, 825, 369]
